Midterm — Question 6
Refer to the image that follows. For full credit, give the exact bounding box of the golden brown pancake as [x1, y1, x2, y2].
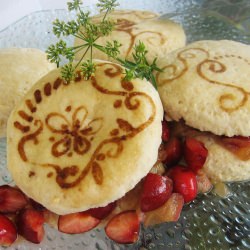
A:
[7, 61, 163, 215]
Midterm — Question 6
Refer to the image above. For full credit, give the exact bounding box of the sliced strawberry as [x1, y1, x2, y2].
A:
[105, 210, 140, 244]
[144, 193, 184, 227]
[58, 212, 100, 234]
[87, 201, 116, 220]
[0, 185, 28, 213]
[140, 173, 173, 212]
[220, 136, 250, 160]
[168, 165, 197, 203]
[196, 170, 213, 193]
[162, 137, 182, 167]
[0, 214, 17, 246]
[184, 137, 208, 173]
[16, 208, 44, 244]
[162, 120, 170, 142]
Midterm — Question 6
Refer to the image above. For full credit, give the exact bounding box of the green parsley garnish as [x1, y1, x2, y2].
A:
[46, 0, 161, 88]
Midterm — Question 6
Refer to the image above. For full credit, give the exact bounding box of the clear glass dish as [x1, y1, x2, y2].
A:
[0, 1, 250, 249]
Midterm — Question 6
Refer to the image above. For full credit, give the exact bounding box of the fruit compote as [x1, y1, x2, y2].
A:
[0, 118, 213, 246]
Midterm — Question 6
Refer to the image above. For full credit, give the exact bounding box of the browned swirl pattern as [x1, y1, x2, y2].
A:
[13, 63, 156, 189]
[115, 18, 166, 58]
[157, 47, 250, 112]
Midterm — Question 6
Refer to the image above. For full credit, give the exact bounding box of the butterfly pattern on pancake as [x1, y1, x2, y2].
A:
[12, 63, 156, 189]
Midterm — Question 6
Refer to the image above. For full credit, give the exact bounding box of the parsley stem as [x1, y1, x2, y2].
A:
[75, 45, 91, 69]
[74, 32, 86, 41]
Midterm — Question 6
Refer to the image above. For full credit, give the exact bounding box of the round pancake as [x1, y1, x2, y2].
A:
[0, 48, 56, 138]
[157, 40, 250, 137]
[7, 61, 163, 215]
[75, 10, 186, 63]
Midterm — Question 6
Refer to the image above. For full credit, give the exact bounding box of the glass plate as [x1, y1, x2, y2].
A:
[0, 1, 250, 249]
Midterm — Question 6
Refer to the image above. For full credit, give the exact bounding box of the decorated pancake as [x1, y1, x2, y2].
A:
[7, 61, 163, 215]
[0, 48, 56, 138]
[156, 40, 250, 137]
[74, 10, 186, 63]
[156, 40, 250, 182]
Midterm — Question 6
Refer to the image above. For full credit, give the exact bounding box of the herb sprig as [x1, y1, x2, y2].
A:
[46, 0, 161, 88]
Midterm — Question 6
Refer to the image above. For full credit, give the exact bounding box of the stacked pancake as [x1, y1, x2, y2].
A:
[4, 7, 250, 246]
[75, 10, 186, 63]
[0, 48, 56, 138]
[156, 40, 250, 182]
[6, 10, 186, 215]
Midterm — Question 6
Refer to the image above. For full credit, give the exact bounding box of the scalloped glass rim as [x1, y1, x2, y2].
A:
[0, 3, 250, 250]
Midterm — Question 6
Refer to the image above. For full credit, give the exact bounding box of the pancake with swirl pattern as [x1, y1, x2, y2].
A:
[156, 40, 250, 182]
[74, 10, 186, 63]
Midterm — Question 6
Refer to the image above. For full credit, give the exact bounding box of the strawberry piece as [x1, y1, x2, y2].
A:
[16, 208, 45, 244]
[105, 210, 140, 244]
[162, 120, 170, 142]
[58, 212, 100, 234]
[29, 199, 45, 211]
[87, 201, 116, 220]
[168, 165, 197, 203]
[144, 193, 184, 227]
[0, 185, 28, 213]
[162, 137, 182, 167]
[196, 170, 213, 193]
[220, 136, 250, 160]
[184, 137, 208, 173]
[0, 214, 17, 246]
[140, 173, 173, 212]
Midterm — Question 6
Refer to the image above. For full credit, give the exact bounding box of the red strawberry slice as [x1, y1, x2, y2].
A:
[220, 136, 250, 160]
[162, 120, 170, 142]
[184, 137, 208, 173]
[105, 210, 140, 244]
[196, 170, 213, 193]
[144, 193, 184, 227]
[16, 208, 45, 244]
[168, 165, 197, 203]
[0, 214, 17, 246]
[0, 185, 28, 213]
[140, 173, 173, 212]
[87, 201, 116, 220]
[58, 212, 100, 234]
[162, 137, 182, 167]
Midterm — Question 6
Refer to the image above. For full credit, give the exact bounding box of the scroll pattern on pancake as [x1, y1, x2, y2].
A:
[115, 18, 166, 58]
[13, 63, 156, 189]
[156, 48, 250, 112]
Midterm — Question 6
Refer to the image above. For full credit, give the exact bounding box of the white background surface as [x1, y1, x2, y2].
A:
[0, 0, 80, 31]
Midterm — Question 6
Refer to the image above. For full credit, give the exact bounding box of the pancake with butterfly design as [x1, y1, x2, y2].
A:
[7, 61, 163, 214]
[0, 48, 56, 138]
[74, 10, 186, 63]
